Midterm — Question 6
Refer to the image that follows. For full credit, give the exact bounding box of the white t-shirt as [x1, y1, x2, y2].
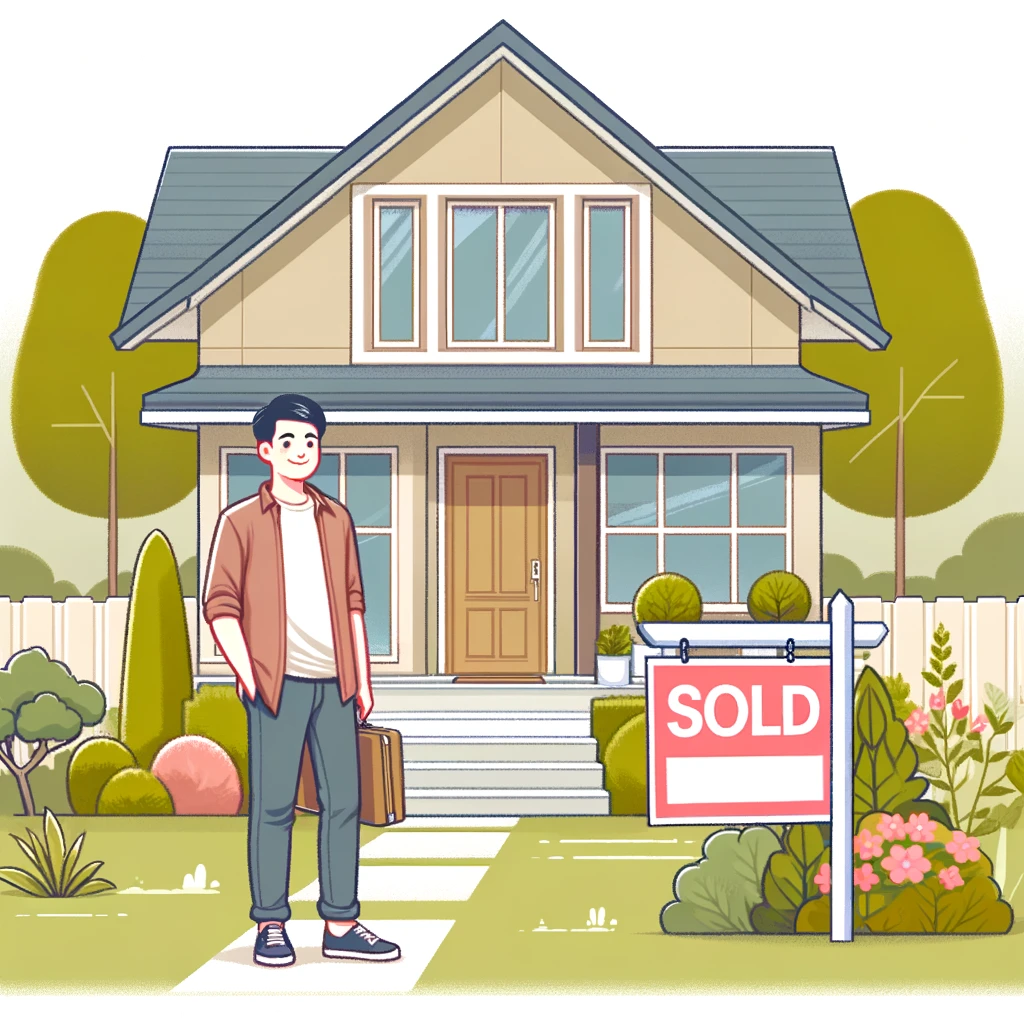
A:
[277, 495, 337, 678]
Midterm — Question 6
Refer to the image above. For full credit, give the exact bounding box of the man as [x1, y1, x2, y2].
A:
[203, 393, 400, 967]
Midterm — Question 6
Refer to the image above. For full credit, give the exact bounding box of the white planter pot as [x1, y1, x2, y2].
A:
[596, 654, 632, 686]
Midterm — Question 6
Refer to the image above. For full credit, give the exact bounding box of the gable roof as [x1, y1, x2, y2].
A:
[111, 21, 890, 350]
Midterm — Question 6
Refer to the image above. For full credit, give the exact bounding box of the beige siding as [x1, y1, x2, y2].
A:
[426, 426, 576, 675]
[752, 268, 800, 361]
[598, 425, 822, 631]
[197, 425, 427, 676]
[199, 275, 242, 355]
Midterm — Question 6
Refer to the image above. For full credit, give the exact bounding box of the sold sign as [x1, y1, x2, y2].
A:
[648, 658, 832, 824]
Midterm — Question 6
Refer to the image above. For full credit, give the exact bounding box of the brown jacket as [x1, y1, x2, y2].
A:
[202, 479, 365, 715]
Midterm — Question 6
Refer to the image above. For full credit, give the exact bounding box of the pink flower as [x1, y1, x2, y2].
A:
[854, 864, 880, 892]
[880, 844, 931, 884]
[951, 699, 970, 720]
[945, 831, 981, 864]
[905, 813, 936, 844]
[905, 708, 930, 734]
[878, 813, 907, 841]
[929, 689, 946, 711]
[970, 714, 989, 734]
[814, 862, 831, 894]
[854, 829, 884, 860]
[938, 866, 964, 890]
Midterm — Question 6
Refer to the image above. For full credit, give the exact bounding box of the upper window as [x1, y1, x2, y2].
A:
[582, 200, 632, 348]
[221, 448, 399, 660]
[370, 199, 424, 350]
[601, 448, 792, 612]
[446, 201, 555, 347]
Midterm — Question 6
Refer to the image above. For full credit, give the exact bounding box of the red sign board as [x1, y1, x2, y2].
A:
[647, 658, 832, 825]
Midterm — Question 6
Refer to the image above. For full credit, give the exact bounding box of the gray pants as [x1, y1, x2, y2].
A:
[245, 676, 361, 923]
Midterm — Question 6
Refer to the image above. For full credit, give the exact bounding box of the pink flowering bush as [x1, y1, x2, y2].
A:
[150, 735, 243, 815]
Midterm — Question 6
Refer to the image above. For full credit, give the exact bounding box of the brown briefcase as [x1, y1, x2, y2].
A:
[296, 722, 406, 826]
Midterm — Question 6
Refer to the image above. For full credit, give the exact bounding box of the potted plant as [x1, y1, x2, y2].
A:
[632, 572, 703, 649]
[596, 625, 634, 686]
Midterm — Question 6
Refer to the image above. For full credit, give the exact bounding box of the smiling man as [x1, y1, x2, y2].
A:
[202, 393, 400, 968]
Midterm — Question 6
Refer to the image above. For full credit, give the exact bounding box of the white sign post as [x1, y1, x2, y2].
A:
[639, 589, 887, 944]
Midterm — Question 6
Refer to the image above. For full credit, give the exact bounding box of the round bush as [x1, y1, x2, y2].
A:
[633, 573, 702, 624]
[151, 735, 243, 815]
[97, 767, 174, 815]
[67, 737, 137, 814]
[604, 713, 647, 815]
[747, 571, 812, 622]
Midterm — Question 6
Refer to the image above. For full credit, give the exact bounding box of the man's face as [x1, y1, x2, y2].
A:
[257, 418, 322, 481]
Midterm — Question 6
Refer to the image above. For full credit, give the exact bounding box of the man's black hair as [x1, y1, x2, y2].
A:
[252, 394, 328, 444]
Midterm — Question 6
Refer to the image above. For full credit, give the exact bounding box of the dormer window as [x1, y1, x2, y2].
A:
[582, 199, 635, 349]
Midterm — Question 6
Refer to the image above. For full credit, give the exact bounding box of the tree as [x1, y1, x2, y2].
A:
[11, 212, 197, 599]
[0, 648, 106, 816]
[803, 190, 1003, 597]
[0, 547, 80, 600]
[119, 531, 193, 768]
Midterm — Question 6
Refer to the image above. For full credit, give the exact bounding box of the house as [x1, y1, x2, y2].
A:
[111, 22, 885, 811]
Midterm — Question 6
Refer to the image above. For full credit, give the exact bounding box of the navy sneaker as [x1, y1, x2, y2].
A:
[253, 922, 296, 967]
[322, 923, 401, 961]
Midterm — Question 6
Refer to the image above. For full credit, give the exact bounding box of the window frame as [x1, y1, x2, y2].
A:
[443, 199, 558, 350]
[580, 198, 636, 350]
[366, 197, 427, 352]
[599, 446, 793, 614]
[217, 445, 400, 663]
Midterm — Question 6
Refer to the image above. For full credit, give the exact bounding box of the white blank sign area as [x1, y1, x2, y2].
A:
[359, 831, 510, 860]
[173, 919, 453, 994]
[666, 755, 824, 804]
[293, 866, 488, 902]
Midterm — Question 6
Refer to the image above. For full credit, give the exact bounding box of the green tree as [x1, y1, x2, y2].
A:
[0, 548, 80, 600]
[119, 531, 193, 767]
[11, 212, 197, 599]
[804, 191, 1003, 597]
[0, 648, 106, 815]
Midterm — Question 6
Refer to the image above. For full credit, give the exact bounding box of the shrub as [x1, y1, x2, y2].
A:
[746, 571, 811, 622]
[603, 712, 646, 814]
[96, 767, 174, 815]
[591, 695, 645, 763]
[119, 531, 194, 768]
[632, 573, 701, 624]
[884, 673, 917, 720]
[597, 625, 632, 657]
[67, 737, 137, 814]
[151, 735, 243, 815]
[0, 546, 80, 601]
[184, 684, 248, 809]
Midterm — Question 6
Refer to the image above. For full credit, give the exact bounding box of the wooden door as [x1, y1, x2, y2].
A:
[446, 455, 548, 678]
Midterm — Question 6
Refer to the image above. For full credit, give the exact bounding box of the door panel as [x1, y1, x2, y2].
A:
[446, 455, 547, 676]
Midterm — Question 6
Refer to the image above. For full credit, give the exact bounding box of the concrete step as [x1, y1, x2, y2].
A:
[405, 788, 611, 816]
[402, 737, 599, 762]
[372, 682, 644, 713]
[403, 762, 605, 789]
[366, 711, 593, 738]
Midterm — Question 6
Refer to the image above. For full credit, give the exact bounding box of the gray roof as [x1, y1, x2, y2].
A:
[120, 148, 341, 324]
[113, 21, 889, 349]
[664, 149, 880, 324]
[142, 364, 868, 419]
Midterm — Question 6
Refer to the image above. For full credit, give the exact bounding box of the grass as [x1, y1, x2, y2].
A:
[2, 814, 1024, 993]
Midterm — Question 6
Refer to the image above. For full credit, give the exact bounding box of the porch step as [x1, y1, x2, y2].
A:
[366, 711, 592, 738]
[404, 761, 604, 789]
[402, 737, 599, 762]
[405, 788, 611, 816]
[372, 682, 643, 713]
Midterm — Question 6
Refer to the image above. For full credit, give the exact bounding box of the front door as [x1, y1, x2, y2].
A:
[445, 454, 548, 678]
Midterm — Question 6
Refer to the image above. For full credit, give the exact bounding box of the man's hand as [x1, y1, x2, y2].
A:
[356, 681, 373, 724]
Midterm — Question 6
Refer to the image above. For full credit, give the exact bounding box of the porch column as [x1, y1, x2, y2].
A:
[575, 424, 600, 675]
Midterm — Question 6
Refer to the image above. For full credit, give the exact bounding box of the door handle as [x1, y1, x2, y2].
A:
[531, 559, 541, 602]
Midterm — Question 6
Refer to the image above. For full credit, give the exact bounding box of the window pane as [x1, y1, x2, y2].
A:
[346, 454, 392, 527]
[665, 454, 731, 527]
[606, 454, 658, 527]
[379, 206, 414, 342]
[589, 206, 625, 341]
[504, 207, 549, 341]
[453, 206, 497, 341]
[665, 534, 730, 603]
[738, 453, 786, 527]
[738, 535, 786, 604]
[225, 453, 339, 506]
[607, 535, 657, 605]
[357, 534, 391, 656]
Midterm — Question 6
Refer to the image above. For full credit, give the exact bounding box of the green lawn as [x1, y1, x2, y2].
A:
[2, 814, 1024, 994]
